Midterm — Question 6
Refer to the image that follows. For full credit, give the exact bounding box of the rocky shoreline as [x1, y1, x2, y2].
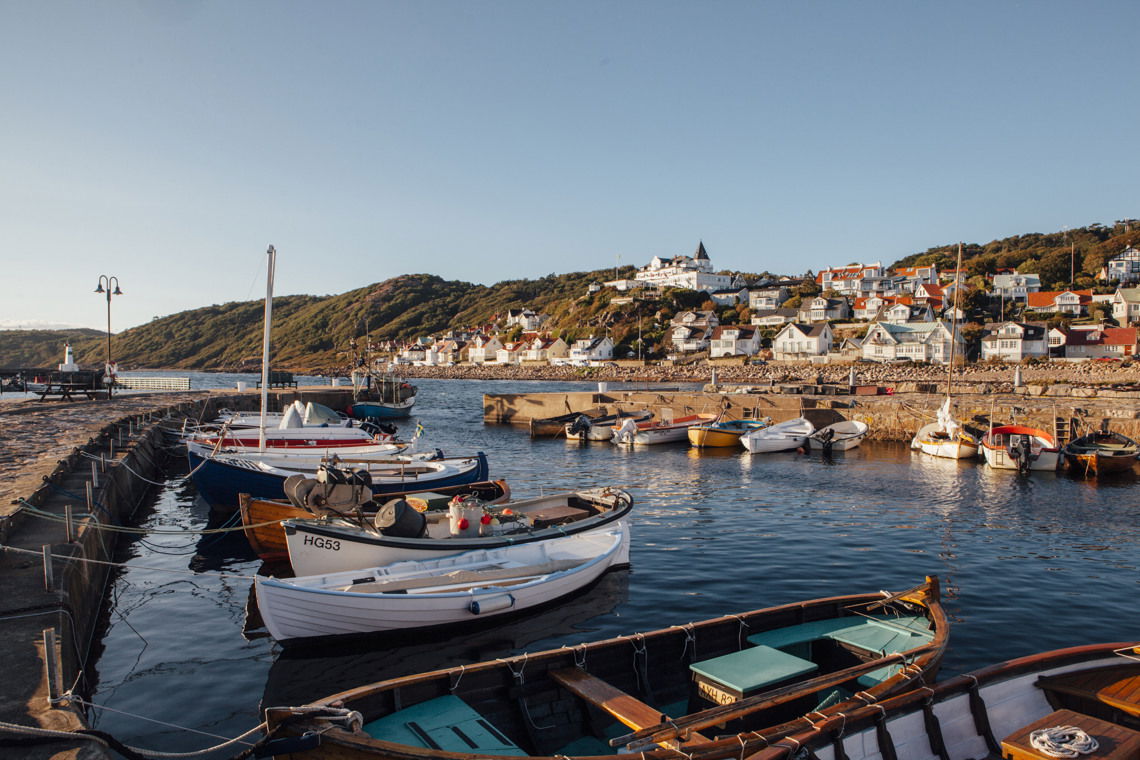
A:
[391, 360, 1139, 388]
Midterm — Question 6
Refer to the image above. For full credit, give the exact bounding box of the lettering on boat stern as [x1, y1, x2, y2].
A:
[302, 535, 341, 551]
[696, 680, 738, 706]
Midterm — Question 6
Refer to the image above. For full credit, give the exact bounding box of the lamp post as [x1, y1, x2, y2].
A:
[94, 275, 123, 397]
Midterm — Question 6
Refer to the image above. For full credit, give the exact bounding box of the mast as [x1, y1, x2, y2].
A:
[944, 242, 964, 398]
[258, 245, 277, 452]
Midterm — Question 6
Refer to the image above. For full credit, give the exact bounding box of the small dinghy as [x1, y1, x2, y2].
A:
[809, 418, 869, 451]
[263, 577, 947, 756]
[283, 487, 633, 575]
[740, 416, 815, 453]
[254, 524, 629, 643]
[1063, 427, 1139, 477]
[744, 642, 1140, 760]
[688, 417, 772, 448]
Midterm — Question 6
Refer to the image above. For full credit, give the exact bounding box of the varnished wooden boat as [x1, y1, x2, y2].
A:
[239, 480, 511, 564]
[687, 417, 772, 448]
[263, 577, 947, 759]
[1064, 430, 1139, 477]
[744, 642, 1140, 760]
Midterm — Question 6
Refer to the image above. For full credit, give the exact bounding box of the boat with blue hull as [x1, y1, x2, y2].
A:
[348, 398, 416, 419]
[186, 448, 489, 509]
[348, 372, 418, 419]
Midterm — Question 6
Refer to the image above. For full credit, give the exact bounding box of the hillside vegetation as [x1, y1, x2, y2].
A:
[2, 220, 1136, 371]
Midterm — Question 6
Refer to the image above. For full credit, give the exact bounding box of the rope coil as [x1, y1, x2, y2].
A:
[1029, 726, 1100, 758]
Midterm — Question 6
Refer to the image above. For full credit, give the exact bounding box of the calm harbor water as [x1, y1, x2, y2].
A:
[88, 377, 1140, 755]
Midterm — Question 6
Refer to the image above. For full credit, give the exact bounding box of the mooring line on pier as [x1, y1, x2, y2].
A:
[0, 544, 257, 582]
[15, 498, 286, 536]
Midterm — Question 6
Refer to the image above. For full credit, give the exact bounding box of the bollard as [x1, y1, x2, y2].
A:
[43, 629, 61, 706]
[42, 545, 53, 591]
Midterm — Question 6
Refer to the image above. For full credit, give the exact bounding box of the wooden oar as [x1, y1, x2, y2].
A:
[610, 642, 938, 749]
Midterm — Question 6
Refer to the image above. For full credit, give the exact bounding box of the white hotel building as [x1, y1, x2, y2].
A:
[633, 242, 741, 292]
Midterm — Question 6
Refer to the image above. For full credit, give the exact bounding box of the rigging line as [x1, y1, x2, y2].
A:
[0, 544, 256, 581]
[67, 694, 266, 751]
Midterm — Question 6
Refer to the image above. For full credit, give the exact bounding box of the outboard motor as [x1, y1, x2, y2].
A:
[567, 414, 592, 437]
[817, 427, 836, 457]
[319, 464, 373, 488]
[613, 417, 639, 445]
[373, 498, 427, 538]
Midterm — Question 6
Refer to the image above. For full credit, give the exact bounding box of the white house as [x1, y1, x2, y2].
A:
[816, 262, 887, 297]
[979, 322, 1049, 361]
[1025, 290, 1092, 317]
[495, 342, 527, 365]
[670, 310, 719, 353]
[991, 272, 1041, 302]
[634, 242, 741, 292]
[505, 308, 546, 331]
[750, 308, 798, 327]
[894, 265, 939, 292]
[748, 286, 790, 311]
[1112, 287, 1140, 325]
[772, 323, 833, 360]
[602, 278, 645, 292]
[876, 302, 934, 324]
[709, 287, 750, 307]
[797, 296, 850, 323]
[861, 321, 960, 364]
[1099, 246, 1140, 284]
[709, 325, 762, 358]
[569, 336, 615, 362]
[467, 334, 503, 364]
[522, 336, 569, 363]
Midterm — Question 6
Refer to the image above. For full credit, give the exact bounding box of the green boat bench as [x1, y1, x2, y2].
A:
[363, 694, 525, 755]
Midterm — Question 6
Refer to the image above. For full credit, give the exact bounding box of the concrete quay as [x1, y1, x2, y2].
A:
[0, 386, 354, 757]
[483, 385, 1140, 442]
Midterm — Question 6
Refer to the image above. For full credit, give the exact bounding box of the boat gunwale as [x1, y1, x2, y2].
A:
[270, 580, 948, 760]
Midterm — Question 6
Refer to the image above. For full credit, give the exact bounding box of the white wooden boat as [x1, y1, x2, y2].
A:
[809, 419, 868, 451]
[912, 398, 979, 460]
[981, 425, 1061, 472]
[740, 417, 815, 453]
[283, 488, 633, 575]
[745, 642, 1138, 760]
[254, 525, 629, 642]
[611, 413, 718, 445]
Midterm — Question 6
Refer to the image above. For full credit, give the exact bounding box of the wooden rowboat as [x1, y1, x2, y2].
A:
[687, 417, 772, 448]
[239, 480, 512, 564]
[744, 642, 1140, 760]
[1063, 429, 1139, 477]
[263, 576, 947, 759]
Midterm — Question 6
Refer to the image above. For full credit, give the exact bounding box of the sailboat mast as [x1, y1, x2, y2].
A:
[258, 245, 277, 452]
[945, 242, 964, 398]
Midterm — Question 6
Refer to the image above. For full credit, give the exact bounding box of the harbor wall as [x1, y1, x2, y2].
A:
[0, 387, 355, 757]
[483, 387, 1140, 442]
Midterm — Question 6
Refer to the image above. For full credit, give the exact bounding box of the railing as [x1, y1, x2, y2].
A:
[116, 376, 192, 391]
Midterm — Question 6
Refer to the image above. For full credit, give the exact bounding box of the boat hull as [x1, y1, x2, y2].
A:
[810, 420, 869, 451]
[981, 426, 1060, 471]
[284, 489, 633, 575]
[238, 480, 512, 564]
[1063, 431, 1139, 476]
[255, 526, 629, 642]
[612, 414, 718, 445]
[740, 418, 815, 454]
[348, 399, 416, 419]
[187, 450, 489, 509]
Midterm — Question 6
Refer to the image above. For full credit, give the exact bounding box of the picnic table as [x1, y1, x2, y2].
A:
[37, 381, 102, 401]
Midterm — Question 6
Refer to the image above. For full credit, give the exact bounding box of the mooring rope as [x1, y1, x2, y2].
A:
[15, 499, 285, 536]
[1029, 726, 1100, 758]
[0, 544, 257, 581]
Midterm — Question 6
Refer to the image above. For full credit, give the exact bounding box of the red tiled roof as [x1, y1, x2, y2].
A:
[1026, 290, 1093, 309]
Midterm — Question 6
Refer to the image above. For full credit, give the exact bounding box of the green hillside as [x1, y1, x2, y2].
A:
[2, 220, 1136, 371]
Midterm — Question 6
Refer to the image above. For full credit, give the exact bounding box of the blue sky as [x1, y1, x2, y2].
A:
[3, 1, 1138, 331]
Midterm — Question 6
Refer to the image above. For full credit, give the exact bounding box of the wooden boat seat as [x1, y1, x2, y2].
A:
[342, 558, 586, 593]
[361, 694, 526, 755]
[509, 503, 592, 529]
[1036, 663, 1140, 718]
[550, 668, 711, 746]
[690, 645, 819, 703]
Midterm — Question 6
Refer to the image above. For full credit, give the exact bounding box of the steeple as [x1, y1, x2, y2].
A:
[694, 241, 709, 260]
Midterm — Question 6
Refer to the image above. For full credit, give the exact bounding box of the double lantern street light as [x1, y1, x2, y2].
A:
[94, 275, 123, 397]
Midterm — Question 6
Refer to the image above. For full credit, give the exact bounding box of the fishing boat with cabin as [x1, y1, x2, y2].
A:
[261, 576, 947, 758]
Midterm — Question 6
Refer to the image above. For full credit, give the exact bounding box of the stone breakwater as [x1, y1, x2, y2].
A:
[397, 361, 1139, 388]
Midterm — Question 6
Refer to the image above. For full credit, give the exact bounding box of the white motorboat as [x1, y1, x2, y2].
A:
[809, 419, 868, 451]
[282, 488, 633, 575]
[611, 413, 718, 445]
[981, 425, 1061, 472]
[740, 417, 815, 453]
[255, 525, 630, 642]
